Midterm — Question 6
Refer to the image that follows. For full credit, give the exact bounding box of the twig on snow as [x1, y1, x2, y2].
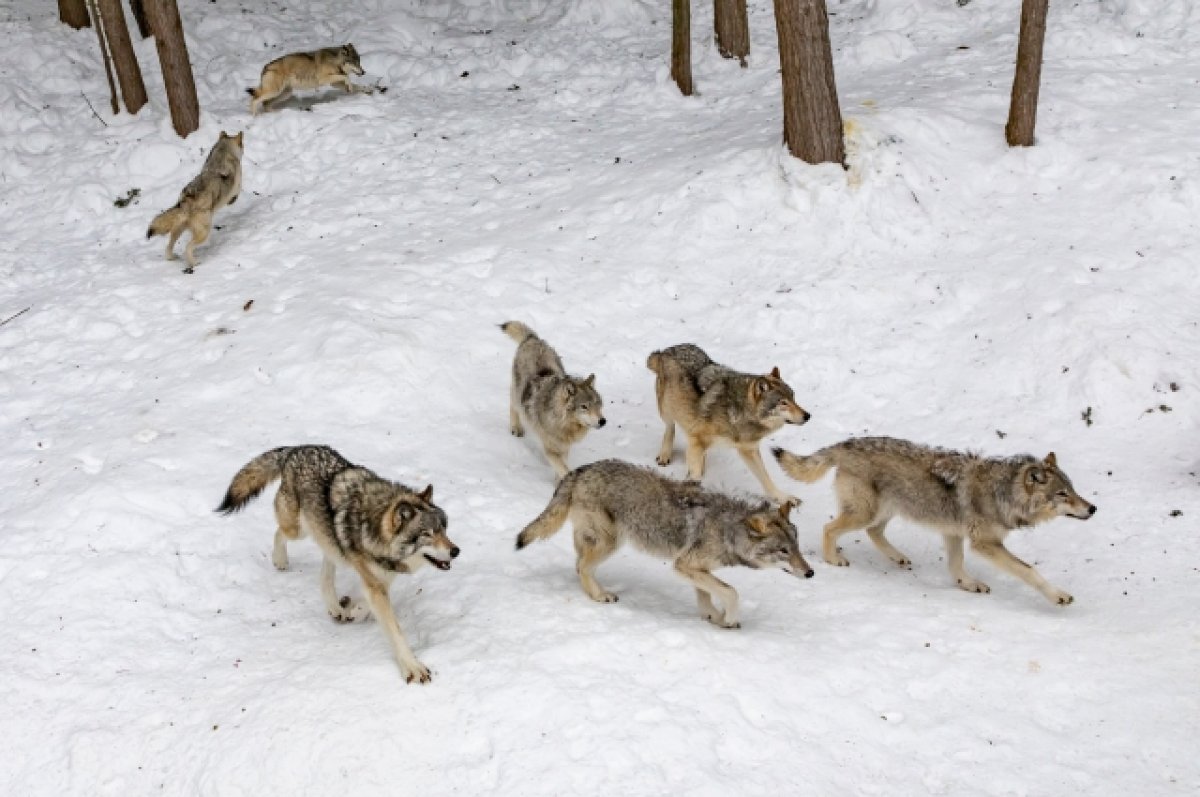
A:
[81, 92, 109, 127]
[0, 307, 31, 328]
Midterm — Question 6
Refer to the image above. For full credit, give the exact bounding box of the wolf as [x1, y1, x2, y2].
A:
[515, 459, 813, 628]
[772, 437, 1097, 605]
[647, 344, 810, 503]
[501, 321, 606, 478]
[146, 131, 243, 273]
[247, 44, 372, 113]
[217, 445, 459, 682]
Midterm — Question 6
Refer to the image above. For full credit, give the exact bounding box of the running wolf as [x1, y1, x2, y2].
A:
[146, 131, 243, 273]
[247, 44, 372, 113]
[501, 321, 605, 478]
[217, 445, 459, 682]
[647, 344, 810, 503]
[516, 459, 813, 628]
[772, 437, 1096, 605]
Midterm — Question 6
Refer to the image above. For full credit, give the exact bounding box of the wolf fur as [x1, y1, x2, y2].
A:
[247, 44, 370, 113]
[146, 131, 244, 273]
[647, 343, 810, 503]
[217, 445, 459, 682]
[501, 321, 605, 478]
[772, 437, 1097, 605]
[516, 459, 813, 628]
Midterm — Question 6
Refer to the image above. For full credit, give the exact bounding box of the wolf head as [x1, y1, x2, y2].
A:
[740, 500, 814, 578]
[380, 485, 460, 572]
[219, 130, 245, 154]
[341, 44, 365, 76]
[750, 367, 810, 427]
[561, 374, 606, 429]
[1016, 453, 1096, 525]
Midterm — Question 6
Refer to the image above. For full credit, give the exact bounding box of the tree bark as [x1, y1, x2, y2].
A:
[145, 0, 200, 137]
[773, 0, 844, 165]
[86, 0, 119, 114]
[1005, 0, 1048, 147]
[714, 0, 749, 67]
[98, 0, 147, 113]
[59, 0, 90, 28]
[128, 0, 152, 39]
[671, 0, 693, 96]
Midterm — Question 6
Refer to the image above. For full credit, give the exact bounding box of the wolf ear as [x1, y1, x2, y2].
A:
[418, 485, 433, 503]
[1044, 452, 1057, 468]
[1026, 466, 1047, 485]
[745, 514, 769, 536]
[564, 381, 577, 396]
[753, 377, 771, 397]
[770, 366, 781, 379]
[583, 373, 595, 388]
[234, 131, 244, 146]
[778, 500, 795, 520]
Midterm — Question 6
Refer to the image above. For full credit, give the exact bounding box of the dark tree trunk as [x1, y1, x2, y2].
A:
[671, 0, 693, 96]
[98, 0, 147, 113]
[773, 0, 844, 165]
[1005, 0, 1049, 147]
[128, 0, 152, 39]
[145, 0, 199, 137]
[714, 0, 749, 67]
[86, 0, 119, 114]
[59, 0, 90, 28]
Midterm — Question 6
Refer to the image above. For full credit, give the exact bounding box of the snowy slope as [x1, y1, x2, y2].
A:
[0, 0, 1196, 793]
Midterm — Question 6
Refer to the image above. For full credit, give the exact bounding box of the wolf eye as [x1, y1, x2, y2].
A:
[1056, 490, 1069, 498]
[579, 404, 589, 410]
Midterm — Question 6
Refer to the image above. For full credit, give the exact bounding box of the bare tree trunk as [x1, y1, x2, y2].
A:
[128, 0, 152, 39]
[59, 0, 90, 28]
[98, 0, 147, 113]
[714, 0, 749, 67]
[773, 0, 844, 165]
[1005, 0, 1048, 147]
[671, 0, 693, 96]
[86, 0, 119, 114]
[145, 0, 200, 137]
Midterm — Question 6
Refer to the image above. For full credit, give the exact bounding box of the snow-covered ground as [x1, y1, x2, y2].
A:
[1, 0, 1197, 793]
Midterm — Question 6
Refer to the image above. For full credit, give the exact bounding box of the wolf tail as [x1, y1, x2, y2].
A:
[147, 204, 185, 239]
[246, 87, 259, 98]
[645, 349, 664, 374]
[216, 447, 291, 514]
[500, 321, 537, 345]
[515, 473, 576, 550]
[771, 446, 835, 483]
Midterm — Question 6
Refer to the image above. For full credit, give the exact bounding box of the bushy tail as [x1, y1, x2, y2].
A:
[515, 474, 575, 550]
[772, 447, 834, 483]
[147, 204, 185, 239]
[500, 321, 537, 345]
[216, 447, 290, 514]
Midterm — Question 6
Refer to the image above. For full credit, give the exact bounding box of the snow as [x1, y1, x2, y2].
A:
[1, 0, 1197, 793]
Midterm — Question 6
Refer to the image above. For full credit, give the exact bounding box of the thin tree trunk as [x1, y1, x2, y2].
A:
[1005, 0, 1048, 147]
[145, 0, 200, 137]
[86, 0, 119, 114]
[59, 0, 90, 28]
[714, 0, 749, 67]
[128, 0, 152, 39]
[773, 0, 844, 165]
[671, 0, 693, 96]
[98, 0, 147, 113]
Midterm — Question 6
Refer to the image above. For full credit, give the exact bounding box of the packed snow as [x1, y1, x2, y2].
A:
[0, 0, 1196, 793]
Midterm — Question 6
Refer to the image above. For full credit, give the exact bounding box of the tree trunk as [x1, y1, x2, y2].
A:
[59, 0, 90, 28]
[98, 0, 147, 113]
[86, 0, 119, 114]
[1005, 0, 1048, 147]
[773, 0, 844, 165]
[145, 0, 200, 137]
[671, 0, 693, 96]
[714, 0, 749, 67]
[128, 0, 152, 39]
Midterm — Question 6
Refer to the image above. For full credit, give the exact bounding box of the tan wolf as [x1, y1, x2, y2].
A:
[647, 344, 810, 503]
[217, 445, 459, 682]
[773, 437, 1097, 605]
[247, 44, 372, 113]
[516, 459, 813, 628]
[146, 131, 244, 273]
[501, 321, 605, 478]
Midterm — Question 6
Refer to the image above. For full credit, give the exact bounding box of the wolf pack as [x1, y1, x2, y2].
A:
[170, 46, 1098, 683]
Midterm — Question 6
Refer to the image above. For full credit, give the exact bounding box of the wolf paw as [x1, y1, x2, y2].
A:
[404, 661, 432, 684]
[705, 613, 740, 629]
[330, 596, 370, 623]
[825, 552, 850, 567]
[511, 426, 524, 437]
[182, 266, 194, 275]
[1051, 590, 1074, 606]
[891, 556, 912, 569]
[957, 578, 991, 594]
[590, 591, 619, 604]
[272, 556, 289, 572]
[656, 454, 672, 467]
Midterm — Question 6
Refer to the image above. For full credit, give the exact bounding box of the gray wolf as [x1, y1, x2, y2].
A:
[146, 131, 243, 273]
[501, 321, 605, 478]
[515, 459, 813, 628]
[247, 44, 371, 113]
[217, 445, 459, 682]
[773, 437, 1096, 604]
[647, 344, 810, 503]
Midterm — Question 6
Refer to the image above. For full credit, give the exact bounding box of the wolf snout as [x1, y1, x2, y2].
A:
[597, 417, 607, 428]
[450, 546, 461, 558]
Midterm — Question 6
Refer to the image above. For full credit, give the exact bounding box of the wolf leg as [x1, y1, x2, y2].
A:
[509, 382, 524, 437]
[944, 535, 989, 593]
[737, 445, 798, 505]
[351, 563, 431, 683]
[574, 522, 619, 603]
[164, 224, 183, 261]
[182, 212, 211, 272]
[970, 540, 1073, 605]
[866, 520, 910, 568]
[656, 420, 675, 466]
[822, 509, 871, 567]
[543, 445, 569, 479]
[684, 436, 709, 481]
[271, 490, 303, 570]
[675, 563, 739, 628]
[322, 558, 371, 622]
